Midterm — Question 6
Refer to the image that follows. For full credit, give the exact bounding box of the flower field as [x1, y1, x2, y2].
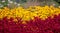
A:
[0, 6, 60, 33]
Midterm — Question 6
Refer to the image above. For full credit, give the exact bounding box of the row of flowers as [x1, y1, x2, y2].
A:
[0, 6, 60, 33]
[0, 12, 60, 33]
[0, 6, 60, 21]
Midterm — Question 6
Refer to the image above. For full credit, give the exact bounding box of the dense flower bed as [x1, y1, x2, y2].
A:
[0, 6, 60, 33]
[0, 6, 60, 20]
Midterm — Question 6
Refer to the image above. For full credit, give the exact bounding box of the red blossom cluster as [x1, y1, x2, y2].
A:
[0, 14, 60, 33]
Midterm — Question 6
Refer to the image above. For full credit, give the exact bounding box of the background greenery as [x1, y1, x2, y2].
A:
[0, 0, 60, 8]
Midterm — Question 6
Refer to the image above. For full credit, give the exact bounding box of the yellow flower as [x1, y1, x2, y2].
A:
[0, 5, 60, 21]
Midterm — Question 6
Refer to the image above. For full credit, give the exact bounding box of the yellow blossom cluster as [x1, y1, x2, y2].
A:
[0, 6, 60, 21]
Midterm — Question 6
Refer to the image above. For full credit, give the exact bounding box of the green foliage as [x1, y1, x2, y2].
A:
[54, 0, 60, 4]
[11, 0, 27, 4]
[20, 0, 27, 3]
[0, 0, 8, 7]
[0, 0, 60, 8]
